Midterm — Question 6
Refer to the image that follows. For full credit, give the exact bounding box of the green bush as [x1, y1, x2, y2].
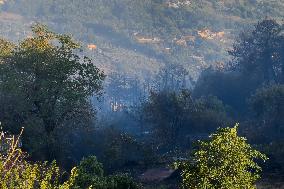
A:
[73, 156, 104, 188]
[73, 156, 140, 189]
[107, 174, 140, 189]
[0, 128, 77, 189]
[175, 125, 268, 189]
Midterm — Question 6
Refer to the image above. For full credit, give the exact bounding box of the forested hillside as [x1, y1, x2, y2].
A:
[1, 1, 284, 188]
[1, 0, 284, 80]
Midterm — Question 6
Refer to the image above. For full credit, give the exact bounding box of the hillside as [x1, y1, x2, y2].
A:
[1, 2, 284, 188]
[0, 0, 284, 80]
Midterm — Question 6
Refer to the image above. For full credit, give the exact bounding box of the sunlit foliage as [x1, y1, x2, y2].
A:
[175, 125, 267, 189]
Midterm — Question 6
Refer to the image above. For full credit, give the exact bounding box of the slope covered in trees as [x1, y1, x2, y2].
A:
[1, 1, 284, 188]
[0, 0, 284, 80]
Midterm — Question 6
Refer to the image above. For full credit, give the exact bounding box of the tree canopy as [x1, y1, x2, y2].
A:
[175, 125, 268, 189]
[0, 24, 105, 161]
[230, 19, 284, 84]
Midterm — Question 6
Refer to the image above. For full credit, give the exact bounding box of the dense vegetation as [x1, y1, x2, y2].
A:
[0, 24, 105, 167]
[175, 125, 267, 189]
[0, 1, 284, 188]
[1, 0, 284, 80]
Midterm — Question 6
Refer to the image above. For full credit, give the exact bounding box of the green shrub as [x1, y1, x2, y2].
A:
[0, 128, 77, 189]
[175, 124, 268, 189]
[73, 156, 104, 188]
[73, 156, 140, 189]
[107, 173, 140, 189]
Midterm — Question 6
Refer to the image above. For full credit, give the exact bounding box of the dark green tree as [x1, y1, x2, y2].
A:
[155, 63, 191, 92]
[143, 90, 194, 148]
[143, 90, 230, 150]
[249, 84, 284, 140]
[73, 156, 140, 189]
[0, 24, 105, 160]
[230, 19, 284, 84]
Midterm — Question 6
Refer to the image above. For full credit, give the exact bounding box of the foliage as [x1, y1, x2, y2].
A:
[194, 20, 284, 116]
[191, 95, 231, 133]
[73, 156, 140, 189]
[193, 68, 258, 116]
[73, 156, 104, 188]
[2, 0, 284, 81]
[143, 89, 194, 148]
[248, 84, 284, 140]
[76, 126, 156, 173]
[0, 127, 139, 189]
[142, 89, 230, 150]
[175, 125, 268, 189]
[249, 85, 284, 122]
[0, 128, 78, 189]
[230, 19, 284, 84]
[98, 127, 152, 172]
[154, 63, 191, 92]
[0, 2, 284, 187]
[258, 142, 284, 175]
[193, 19, 284, 179]
[0, 24, 105, 162]
[0, 23, 105, 133]
[106, 173, 140, 189]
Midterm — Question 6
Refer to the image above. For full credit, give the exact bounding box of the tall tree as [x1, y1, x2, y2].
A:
[143, 90, 194, 148]
[154, 63, 192, 92]
[230, 19, 284, 84]
[142, 90, 229, 150]
[0, 24, 105, 160]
